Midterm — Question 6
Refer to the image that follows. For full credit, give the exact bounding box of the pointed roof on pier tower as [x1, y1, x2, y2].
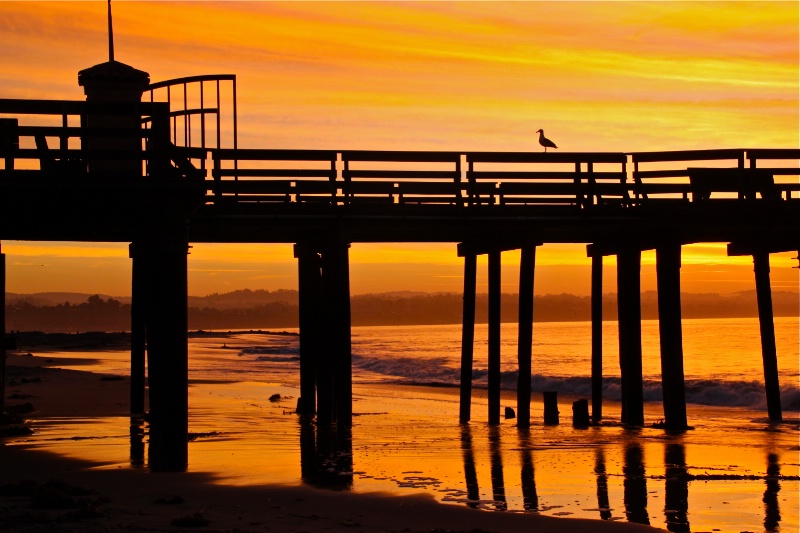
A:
[77, 0, 149, 101]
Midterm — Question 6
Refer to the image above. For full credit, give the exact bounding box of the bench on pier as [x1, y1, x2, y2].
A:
[34, 134, 86, 178]
[687, 167, 778, 201]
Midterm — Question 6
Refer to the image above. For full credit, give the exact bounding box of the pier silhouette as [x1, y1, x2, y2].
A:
[1, 53, 798, 471]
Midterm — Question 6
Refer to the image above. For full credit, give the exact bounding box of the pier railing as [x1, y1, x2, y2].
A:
[209, 147, 799, 208]
[2, 97, 798, 207]
[146, 74, 238, 177]
[0, 98, 200, 180]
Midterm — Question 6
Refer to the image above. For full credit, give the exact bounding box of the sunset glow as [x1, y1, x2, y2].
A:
[1, 1, 798, 296]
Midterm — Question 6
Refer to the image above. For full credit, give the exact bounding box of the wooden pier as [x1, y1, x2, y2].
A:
[1, 65, 798, 470]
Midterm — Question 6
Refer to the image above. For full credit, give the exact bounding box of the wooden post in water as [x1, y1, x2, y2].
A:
[141, 230, 189, 471]
[321, 242, 352, 429]
[655, 244, 687, 430]
[616, 248, 644, 426]
[459, 252, 477, 423]
[295, 244, 322, 416]
[752, 252, 782, 422]
[128, 243, 147, 418]
[590, 252, 603, 423]
[0, 246, 5, 415]
[488, 250, 502, 425]
[516, 244, 536, 429]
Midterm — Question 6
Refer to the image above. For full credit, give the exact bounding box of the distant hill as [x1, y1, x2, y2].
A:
[4, 289, 797, 333]
[6, 292, 132, 306]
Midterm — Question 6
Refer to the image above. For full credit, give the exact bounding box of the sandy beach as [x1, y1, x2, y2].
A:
[3, 329, 797, 532]
[0, 348, 673, 533]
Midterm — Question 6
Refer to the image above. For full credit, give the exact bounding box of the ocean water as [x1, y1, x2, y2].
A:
[218, 317, 800, 412]
[11, 317, 800, 532]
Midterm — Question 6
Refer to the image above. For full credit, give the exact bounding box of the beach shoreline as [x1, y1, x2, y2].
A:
[0, 350, 669, 533]
[2, 331, 798, 532]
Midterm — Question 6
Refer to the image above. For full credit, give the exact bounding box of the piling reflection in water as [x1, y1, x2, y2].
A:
[299, 419, 353, 490]
[764, 452, 781, 532]
[488, 426, 507, 511]
[623, 441, 650, 525]
[459, 425, 480, 508]
[664, 443, 690, 532]
[518, 429, 539, 512]
[129, 415, 145, 468]
[594, 447, 612, 520]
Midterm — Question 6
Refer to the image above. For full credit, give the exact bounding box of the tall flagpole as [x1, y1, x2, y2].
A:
[108, 0, 115, 62]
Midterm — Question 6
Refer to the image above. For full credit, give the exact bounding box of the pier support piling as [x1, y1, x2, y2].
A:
[295, 245, 323, 417]
[516, 244, 536, 429]
[459, 253, 477, 423]
[321, 242, 353, 429]
[129, 243, 146, 418]
[0, 248, 5, 415]
[752, 252, 782, 422]
[617, 249, 644, 426]
[655, 244, 687, 430]
[590, 253, 603, 423]
[137, 231, 189, 471]
[488, 250, 502, 425]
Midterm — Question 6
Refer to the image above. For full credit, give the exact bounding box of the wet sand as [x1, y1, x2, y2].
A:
[0, 351, 666, 532]
[3, 335, 798, 532]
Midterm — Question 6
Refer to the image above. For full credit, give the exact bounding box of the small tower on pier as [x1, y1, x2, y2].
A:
[77, 0, 150, 178]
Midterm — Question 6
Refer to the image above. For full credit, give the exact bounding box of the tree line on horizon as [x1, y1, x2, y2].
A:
[4, 289, 797, 333]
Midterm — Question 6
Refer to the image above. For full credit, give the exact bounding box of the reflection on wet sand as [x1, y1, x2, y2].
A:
[518, 429, 539, 512]
[623, 441, 650, 525]
[299, 419, 353, 490]
[764, 452, 781, 532]
[488, 426, 507, 510]
[664, 442, 689, 532]
[130, 416, 145, 467]
[459, 425, 480, 508]
[594, 447, 612, 520]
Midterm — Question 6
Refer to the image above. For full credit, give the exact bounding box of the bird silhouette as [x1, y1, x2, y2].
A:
[536, 129, 558, 152]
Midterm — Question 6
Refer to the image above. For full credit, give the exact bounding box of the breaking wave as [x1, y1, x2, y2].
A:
[351, 352, 799, 410]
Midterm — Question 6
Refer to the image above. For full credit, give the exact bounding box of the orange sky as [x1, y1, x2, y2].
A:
[1, 1, 798, 296]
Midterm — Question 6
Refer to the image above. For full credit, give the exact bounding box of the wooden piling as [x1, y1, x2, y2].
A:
[142, 231, 189, 471]
[128, 243, 146, 418]
[295, 244, 322, 416]
[0, 249, 5, 415]
[616, 249, 644, 426]
[572, 399, 590, 427]
[655, 244, 687, 430]
[459, 253, 477, 423]
[488, 250, 502, 425]
[321, 243, 352, 429]
[590, 253, 603, 423]
[543, 391, 559, 425]
[752, 252, 782, 422]
[517, 244, 536, 429]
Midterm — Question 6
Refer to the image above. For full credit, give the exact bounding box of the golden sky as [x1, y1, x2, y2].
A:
[1, 1, 798, 296]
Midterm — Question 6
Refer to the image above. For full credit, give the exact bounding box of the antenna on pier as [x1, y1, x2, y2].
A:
[107, 0, 115, 62]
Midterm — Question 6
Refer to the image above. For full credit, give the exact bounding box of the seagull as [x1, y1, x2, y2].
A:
[536, 129, 558, 152]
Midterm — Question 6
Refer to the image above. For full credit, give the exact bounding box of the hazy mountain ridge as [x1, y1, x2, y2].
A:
[4, 289, 797, 333]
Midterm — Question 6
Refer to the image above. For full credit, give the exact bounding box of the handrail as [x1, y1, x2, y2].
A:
[2, 97, 797, 203]
[148, 74, 236, 91]
[146, 74, 237, 157]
